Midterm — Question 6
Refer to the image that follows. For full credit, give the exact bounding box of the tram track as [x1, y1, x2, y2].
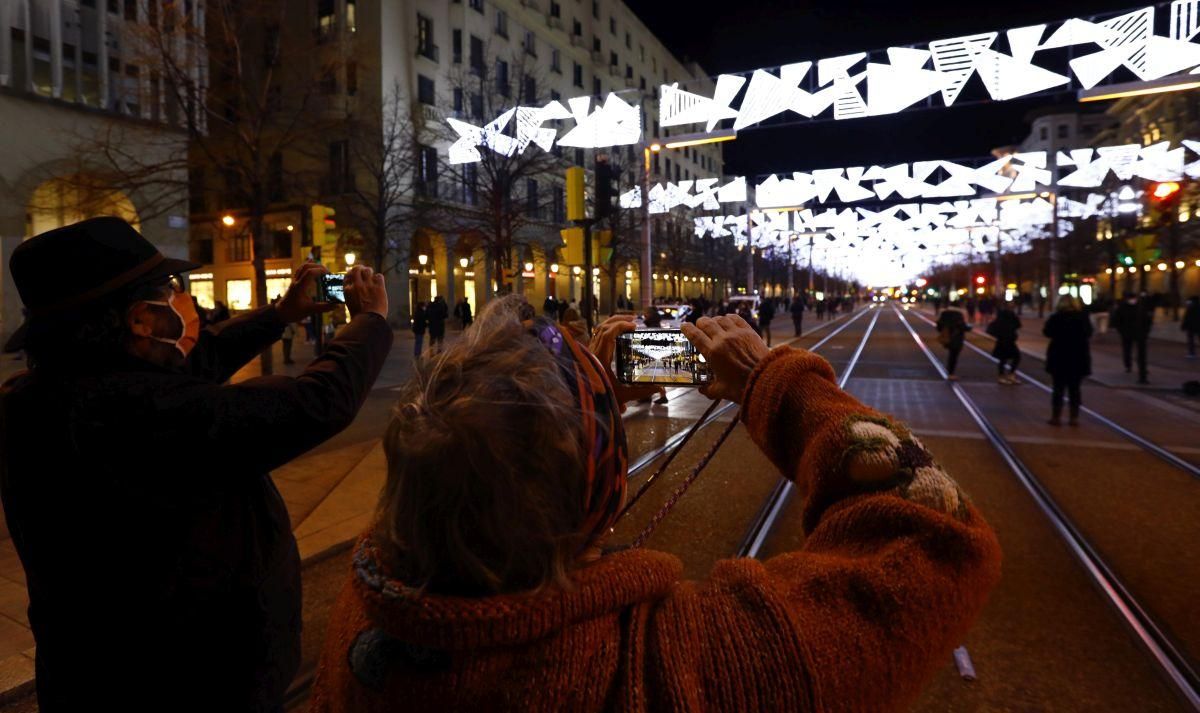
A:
[891, 304, 1200, 710]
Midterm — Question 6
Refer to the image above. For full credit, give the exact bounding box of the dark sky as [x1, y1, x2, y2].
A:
[624, 0, 1143, 176]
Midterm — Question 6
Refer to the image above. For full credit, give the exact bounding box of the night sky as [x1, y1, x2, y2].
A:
[624, 0, 1146, 176]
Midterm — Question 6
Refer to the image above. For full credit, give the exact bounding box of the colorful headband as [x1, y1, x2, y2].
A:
[526, 317, 628, 551]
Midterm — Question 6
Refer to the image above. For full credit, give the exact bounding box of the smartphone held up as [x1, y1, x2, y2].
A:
[615, 329, 711, 386]
[317, 272, 346, 303]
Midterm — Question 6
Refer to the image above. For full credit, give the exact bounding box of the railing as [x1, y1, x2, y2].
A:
[417, 44, 439, 62]
[546, 15, 563, 30]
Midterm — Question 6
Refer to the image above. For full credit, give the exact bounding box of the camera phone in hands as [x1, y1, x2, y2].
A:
[615, 329, 712, 386]
[318, 273, 346, 304]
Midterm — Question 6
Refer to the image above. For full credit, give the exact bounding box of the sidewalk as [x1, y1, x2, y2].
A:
[918, 306, 1199, 390]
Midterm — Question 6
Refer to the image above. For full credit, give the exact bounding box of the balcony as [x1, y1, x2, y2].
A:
[417, 44, 440, 63]
[590, 50, 604, 65]
[412, 101, 443, 130]
[546, 15, 563, 30]
[570, 34, 586, 48]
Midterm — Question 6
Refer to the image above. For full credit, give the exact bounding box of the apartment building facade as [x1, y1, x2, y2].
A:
[1, 0, 202, 347]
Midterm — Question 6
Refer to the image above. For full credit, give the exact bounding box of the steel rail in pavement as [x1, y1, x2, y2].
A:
[905, 307, 1200, 481]
[894, 304, 1200, 710]
[735, 306, 883, 558]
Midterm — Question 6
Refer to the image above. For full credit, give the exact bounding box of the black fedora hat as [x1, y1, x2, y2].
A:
[4, 217, 201, 352]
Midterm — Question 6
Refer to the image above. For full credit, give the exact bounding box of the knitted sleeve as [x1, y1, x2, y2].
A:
[647, 347, 1001, 712]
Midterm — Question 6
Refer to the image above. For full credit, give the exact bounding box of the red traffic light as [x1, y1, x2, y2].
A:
[1150, 181, 1181, 202]
[974, 275, 986, 285]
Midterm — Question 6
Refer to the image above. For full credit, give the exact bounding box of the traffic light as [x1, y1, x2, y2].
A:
[565, 168, 585, 222]
[1150, 181, 1182, 205]
[974, 275, 986, 286]
[311, 204, 336, 247]
[595, 155, 614, 221]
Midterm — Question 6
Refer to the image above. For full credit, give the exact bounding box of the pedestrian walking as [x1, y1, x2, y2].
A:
[1113, 291, 1153, 384]
[790, 295, 806, 336]
[816, 298, 827, 320]
[282, 320, 297, 364]
[457, 297, 474, 328]
[1043, 296, 1092, 426]
[986, 305, 1021, 384]
[412, 301, 428, 357]
[311, 300, 999, 713]
[965, 297, 977, 323]
[543, 294, 558, 318]
[936, 306, 970, 380]
[428, 295, 449, 354]
[759, 297, 776, 346]
[1091, 295, 1112, 335]
[208, 299, 230, 324]
[1181, 295, 1199, 359]
[0, 218, 393, 711]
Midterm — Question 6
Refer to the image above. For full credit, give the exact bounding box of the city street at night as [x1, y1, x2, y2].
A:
[4, 0, 1200, 710]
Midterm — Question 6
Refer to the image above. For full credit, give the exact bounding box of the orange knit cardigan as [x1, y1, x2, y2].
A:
[311, 347, 1002, 712]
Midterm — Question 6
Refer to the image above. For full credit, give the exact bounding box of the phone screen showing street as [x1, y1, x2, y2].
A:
[616, 330, 711, 385]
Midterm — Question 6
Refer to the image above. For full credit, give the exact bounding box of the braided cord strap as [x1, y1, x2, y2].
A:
[630, 409, 741, 549]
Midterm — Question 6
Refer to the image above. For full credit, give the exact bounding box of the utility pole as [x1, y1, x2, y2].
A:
[640, 145, 653, 313]
[1047, 191, 1060, 305]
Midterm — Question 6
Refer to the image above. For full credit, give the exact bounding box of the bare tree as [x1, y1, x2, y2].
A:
[432, 45, 566, 295]
[81, 0, 339, 375]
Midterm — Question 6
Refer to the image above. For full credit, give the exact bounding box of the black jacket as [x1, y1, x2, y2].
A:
[426, 299, 449, 335]
[1043, 310, 1093, 379]
[987, 309, 1021, 359]
[936, 309, 968, 348]
[1182, 299, 1200, 333]
[0, 307, 393, 712]
[1113, 300, 1153, 338]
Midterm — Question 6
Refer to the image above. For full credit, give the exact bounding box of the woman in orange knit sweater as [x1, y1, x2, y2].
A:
[312, 295, 1001, 712]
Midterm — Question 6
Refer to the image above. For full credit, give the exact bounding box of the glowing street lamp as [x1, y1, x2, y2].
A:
[344, 252, 357, 266]
[572, 266, 581, 275]
[524, 261, 534, 272]
[550, 263, 559, 273]
[221, 215, 235, 227]
[459, 257, 469, 269]
[417, 254, 429, 266]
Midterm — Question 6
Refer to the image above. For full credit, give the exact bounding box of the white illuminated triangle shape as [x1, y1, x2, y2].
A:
[865, 61, 951, 116]
[975, 48, 1069, 100]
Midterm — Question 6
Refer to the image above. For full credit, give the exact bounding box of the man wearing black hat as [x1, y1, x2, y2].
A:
[0, 217, 394, 711]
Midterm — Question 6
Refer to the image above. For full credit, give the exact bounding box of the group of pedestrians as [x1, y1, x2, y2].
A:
[409, 295, 472, 358]
[0, 218, 1000, 711]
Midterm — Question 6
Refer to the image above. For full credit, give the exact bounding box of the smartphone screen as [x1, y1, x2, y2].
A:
[616, 329, 712, 386]
[318, 273, 346, 304]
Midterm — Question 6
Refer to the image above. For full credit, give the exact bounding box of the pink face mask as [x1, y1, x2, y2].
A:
[139, 289, 200, 357]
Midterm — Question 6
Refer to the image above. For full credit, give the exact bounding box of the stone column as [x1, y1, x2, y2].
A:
[49, 0, 63, 98]
[441, 233, 457, 326]
[385, 223, 411, 328]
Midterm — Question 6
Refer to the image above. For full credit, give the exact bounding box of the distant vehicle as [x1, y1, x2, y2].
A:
[726, 295, 761, 321]
[637, 303, 693, 328]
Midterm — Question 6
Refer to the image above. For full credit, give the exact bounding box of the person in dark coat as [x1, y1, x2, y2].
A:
[986, 305, 1021, 384]
[456, 297, 474, 329]
[1181, 295, 1199, 359]
[1112, 291, 1153, 384]
[1043, 296, 1093, 426]
[790, 295, 805, 336]
[543, 294, 558, 318]
[427, 295, 449, 354]
[0, 218, 394, 712]
[758, 298, 776, 346]
[936, 307, 970, 380]
[209, 299, 231, 324]
[412, 302, 428, 357]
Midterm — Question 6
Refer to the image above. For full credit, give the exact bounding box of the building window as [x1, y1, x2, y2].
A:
[524, 31, 537, 56]
[593, 36, 601, 52]
[610, 51, 617, 67]
[189, 167, 207, 214]
[1039, 126, 1047, 141]
[1057, 123, 1069, 139]
[418, 75, 435, 105]
[346, 0, 357, 32]
[495, 60, 509, 96]
[639, 76, 646, 90]
[124, 0, 137, 21]
[469, 0, 483, 12]
[470, 92, 483, 119]
[625, 32, 631, 49]
[553, 186, 565, 223]
[495, 10, 508, 38]
[550, 1, 561, 18]
[226, 279, 252, 310]
[268, 152, 284, 202]
[575, 148, 585, 166]
[469, 35, 484, 74]
[329, 140, 351, 194]
[189, 278, 215, 309]
[551, 48, 561, 73]
[593, 77, 601, 96]
[462, 163, 479, 205]
[453, 29, 462, 63]
[523, 74, 536, 103]
[592, 1, 599, 19]
[573, 19, 582, 36]
[610, 17, 616, 35]
[573, 62, 583, 88]
[418, 145, 439, 197]
[316, 0, 336, 40]
[626, 64, 633, 79]
[453, 87, 464, 114]
[417, 15, 438, 61]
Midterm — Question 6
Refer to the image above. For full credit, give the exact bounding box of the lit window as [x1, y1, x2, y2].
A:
[226, 279, 253, 311]
[190, 280, 215, 310]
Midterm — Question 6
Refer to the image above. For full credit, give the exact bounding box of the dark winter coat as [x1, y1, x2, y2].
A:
[936, 309, 969, 348]
[411, 306, 428, 335]
[1113, 300, 1153, 339]
[1182, 298, 1200, 333]
[1043, 310, 1093, 380]
[0, 307, 393, 712]
[987, 309, 1021, 360]
[427, 298, 449, 338]
[791, 299, 806, 318]
[759, 299, 776, 325]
